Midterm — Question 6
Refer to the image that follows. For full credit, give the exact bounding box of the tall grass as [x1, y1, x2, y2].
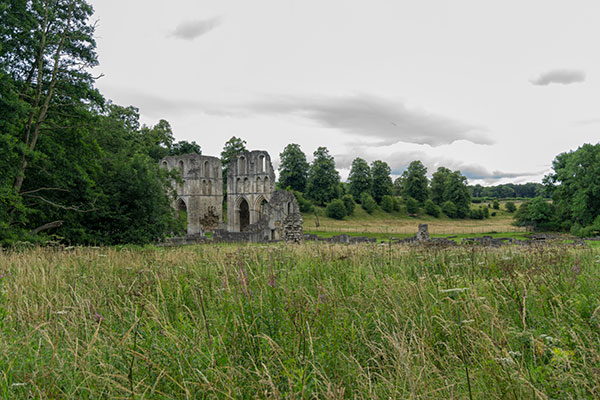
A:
[0, 244, 599, 399]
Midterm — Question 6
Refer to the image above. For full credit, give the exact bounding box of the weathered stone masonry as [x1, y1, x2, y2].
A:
[160, 154, 223, 234]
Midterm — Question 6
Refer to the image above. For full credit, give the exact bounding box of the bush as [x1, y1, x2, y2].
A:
[392, 197, 401, 211]
[341, 194, 355, 216]
[404, 197, 419, 215]
[424, 199, 440, 217]
[292, 190, 314, 213]
[481, 205, 489, 218]
[491, 212, 497, 217]
[469, 208, 483, 219]
[492, 200, 500, 210]
[326, 199, 347, 220]
[442, 201, 457, 218]
[381, 195, 394, 213]
[360, 193, 377, 214]
[505, 201, 516, 213]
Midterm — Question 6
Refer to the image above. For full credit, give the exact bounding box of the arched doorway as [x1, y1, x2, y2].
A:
[176, 198, 188, 233]
[239, 198, 250, 231]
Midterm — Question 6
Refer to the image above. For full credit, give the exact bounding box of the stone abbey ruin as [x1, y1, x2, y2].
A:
[160, 150, 303, 243]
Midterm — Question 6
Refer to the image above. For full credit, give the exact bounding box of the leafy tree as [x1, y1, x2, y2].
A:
[393, 177, 403, 196]
[442, 201, 457, 218]
[326, 199, 347, 220]
[371, 160, 393, 203]
[392, 197, 401, 211]
[348, 158, 371, 201]
[306, 147, 340, 205]
[492, 199, 500, 210]
[360, 193, 377, 214]
[381, 195, 394, 213]
[341, 194, 355, 216]
[505, 201, 516, 213]
[170, 140, 201, 156]
[278, 143, 309, 192]
[430, 167, 452, 205]
[481, 205, 489, 218]
[470, 208, 484, 220]
[514, 197, 556, 230]
[424, 199, 440, 217]
[220, 136, 247, 188]
[399, 161, 429, 204]
[544, 143, 600, 228]
[443, 171, 471, 218]
[404, 197, 419, 215]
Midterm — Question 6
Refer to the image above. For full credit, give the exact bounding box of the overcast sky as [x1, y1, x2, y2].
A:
[90, 0, 600, 185]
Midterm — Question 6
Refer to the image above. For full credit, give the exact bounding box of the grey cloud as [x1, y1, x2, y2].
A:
[531, 69, 586, 86]
[169, 17, 222, 40]
[244, 94, 493, 147]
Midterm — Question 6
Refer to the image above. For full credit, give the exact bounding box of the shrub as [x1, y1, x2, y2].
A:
[360, 193, 377, 214]
[326, 199, 347, 220]
[469, 208, 483, 220]
[381, 195, 394, 213]
[292, 190, 314, 213]
[491, 212, 497, 217]
[392, 197, 401, 211]
[481, 205, 489, 218]
[492, 200, 500, 210]
[424, 199, 440, 217]
[442, 201, 457, 218]
[505, 201, 516, 213]
[404, 196, 419, 215]
[341, 194, 355, 216]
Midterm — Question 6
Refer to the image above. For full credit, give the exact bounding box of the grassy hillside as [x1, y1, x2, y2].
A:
[304, 200, 525, 235]
[1, 244, 598, 398]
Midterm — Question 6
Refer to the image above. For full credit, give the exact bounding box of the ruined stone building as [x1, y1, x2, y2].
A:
[161, 150, 303, 242]
[160, 154, 223, 235]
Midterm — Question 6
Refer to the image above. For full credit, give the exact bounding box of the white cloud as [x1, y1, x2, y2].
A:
[169, 17, 222, 40]
[530, 69, 586, 86]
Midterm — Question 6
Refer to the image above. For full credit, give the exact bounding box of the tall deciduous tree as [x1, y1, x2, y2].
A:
[443, 171, 471, 218]
[544, 143, 600, 227]
[348, 158, 371, 201]
[306, 147, 340, 205]
[278, 143, 309, 192]
[399, 161, 429, 204]
[430, 167, 452, 205]
[371, 160, 393, 204]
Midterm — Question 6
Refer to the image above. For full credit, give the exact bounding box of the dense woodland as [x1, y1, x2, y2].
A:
[1, 0, 599, 246]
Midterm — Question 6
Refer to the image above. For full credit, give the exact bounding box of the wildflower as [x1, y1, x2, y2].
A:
[94, 312, 103, 323]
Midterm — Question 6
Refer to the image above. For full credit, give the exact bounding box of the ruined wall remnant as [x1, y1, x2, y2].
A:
[227, 150, 276, 233]
[417, 224, 429, 241]
[160, 154, 223, 235]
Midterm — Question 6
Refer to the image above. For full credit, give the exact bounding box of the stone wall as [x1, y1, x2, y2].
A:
[160, 154, 223, 234]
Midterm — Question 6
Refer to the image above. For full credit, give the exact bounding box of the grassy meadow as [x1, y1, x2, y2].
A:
[302, 201, 525, 236]
[1, 243, 599, 399]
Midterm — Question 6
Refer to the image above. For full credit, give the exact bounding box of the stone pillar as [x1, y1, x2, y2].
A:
[416, 224, 429, 241]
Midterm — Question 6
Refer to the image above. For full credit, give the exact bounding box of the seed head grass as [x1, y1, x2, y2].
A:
[0, 244, 599, 398]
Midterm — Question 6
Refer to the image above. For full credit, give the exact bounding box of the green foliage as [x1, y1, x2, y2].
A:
[443, 171, 471, 218]
[544, 143, 600, 231]
[424, 199, 441, 217]
[380, 195, 394, 213]
[470, 207, 484, 220]
[404, 196, 419, 215]
[492, 199, 500, 210]
[326, 199, 347, 220]
[348, 158, 372, 201]
[505, 201, 516, 213]
[220, 136, 247, 187]
[278, 143, 309, 192]
[481, 205, 489, 218]
[360, 193, 377, 214]
[430, 167, 451, 205]
[399, 161, 429, 203]
[291, 190, 314, 213]
[169, 140, 201, 156]
[341, 194, 355, 216]
[392, 196, 401, 212]
[371, 160, 393, 203]
[514, 197, 557, 230]
[442, 201, 458, 218]
[306, 147, 341, 206]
